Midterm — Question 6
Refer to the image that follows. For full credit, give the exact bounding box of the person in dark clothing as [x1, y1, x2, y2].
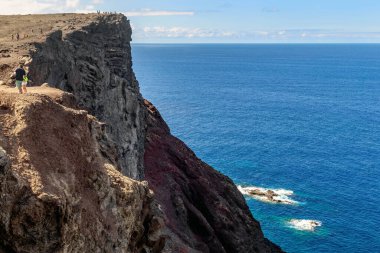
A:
[15, 64, 26, 94]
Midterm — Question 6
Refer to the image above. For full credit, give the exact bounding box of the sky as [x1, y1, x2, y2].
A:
[1, 0, 380, 43]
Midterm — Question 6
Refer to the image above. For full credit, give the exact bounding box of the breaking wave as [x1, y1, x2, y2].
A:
[287, 219, 322, 232]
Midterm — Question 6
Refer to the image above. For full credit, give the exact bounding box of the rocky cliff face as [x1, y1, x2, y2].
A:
[29, 14, 146, 180]
[144, 101, 282, 253]
[0, 87, 164, 252]
[0, 14, 283, 253]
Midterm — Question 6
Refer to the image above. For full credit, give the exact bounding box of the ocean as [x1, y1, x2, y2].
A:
[132, 44, 380, 253]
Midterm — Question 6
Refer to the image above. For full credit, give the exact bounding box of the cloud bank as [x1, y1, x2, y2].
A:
[124, 9, 194, 17]
[0, 0, 56, 14]
[132, 26, 380, 41]
[0, 0, 103, 15]
[136, 26, 234, 38]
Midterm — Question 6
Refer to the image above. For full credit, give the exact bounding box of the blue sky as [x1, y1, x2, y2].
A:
[1, 0, 380, 43]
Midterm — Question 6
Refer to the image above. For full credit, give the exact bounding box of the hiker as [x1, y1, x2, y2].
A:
[22, 74, 29, 94]
[16, 33, 20, 40]
[14, 64, 26, 94]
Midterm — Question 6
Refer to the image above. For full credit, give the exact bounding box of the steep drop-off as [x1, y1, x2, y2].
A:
[144, 101, 282, 253]
[0, 14, 283, 252]
[28, 14, 146, 180]
[0, 86, 164, 252]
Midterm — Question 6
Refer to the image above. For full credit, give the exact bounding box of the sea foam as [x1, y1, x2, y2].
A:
[287, 219, 322, 232]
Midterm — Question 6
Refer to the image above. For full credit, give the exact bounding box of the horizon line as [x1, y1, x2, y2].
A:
[131, 42, 380, 45]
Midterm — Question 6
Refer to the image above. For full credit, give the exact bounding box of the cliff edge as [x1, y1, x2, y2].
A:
[0, 86, 164, 252]
[0, 14, 283, 253]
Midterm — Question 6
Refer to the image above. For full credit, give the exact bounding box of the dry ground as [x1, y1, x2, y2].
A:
[0, 85, 65, 97]
[0, 13, 99, 82]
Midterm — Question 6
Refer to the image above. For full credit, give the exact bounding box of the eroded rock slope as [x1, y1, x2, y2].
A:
[144, 101, 282, 253]
[0, 87, 164, 252]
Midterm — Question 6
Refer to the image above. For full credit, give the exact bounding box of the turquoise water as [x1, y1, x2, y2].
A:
[132, 44, 380, 253]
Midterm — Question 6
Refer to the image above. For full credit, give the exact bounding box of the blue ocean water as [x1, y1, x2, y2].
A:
[132, 44, 380, 253]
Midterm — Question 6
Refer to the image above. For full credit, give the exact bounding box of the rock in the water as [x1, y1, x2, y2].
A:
[238, 185, 298, 205]
[287, 219, 322, 232]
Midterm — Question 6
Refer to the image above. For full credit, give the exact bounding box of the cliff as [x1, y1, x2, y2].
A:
[0, 14, 283, 253]
[1, 14, 145, 180]
[0, 87, 163, 252]
[144, 101, 282, 253]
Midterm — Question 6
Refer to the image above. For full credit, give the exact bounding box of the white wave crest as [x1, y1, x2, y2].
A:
[237, 185, 298, 205]
[287, 219, 322, 232]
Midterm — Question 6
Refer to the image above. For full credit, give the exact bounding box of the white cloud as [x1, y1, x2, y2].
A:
[0, 0, 88, 14]
[66, 0, 80, 8]
[132, 26, 380, 41]
[262, 29, 380, 39]
[124, 9, 194, 17]
[135, 26, 235, 38]
[92, 0, 103, 4]
[256, 31, 269, 36]
[74, 5, 97, 14]
[0, 0, 56, 14]
[298, 31, 380, 39]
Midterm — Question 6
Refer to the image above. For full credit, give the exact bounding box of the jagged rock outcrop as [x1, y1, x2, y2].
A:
[144, 101, 283, 253]
[0, 87, 164, 252]
[28, 14, 146, 180]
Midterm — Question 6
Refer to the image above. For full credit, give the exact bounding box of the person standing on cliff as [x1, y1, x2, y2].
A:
[14, 64, 26, 94]
[22, 74, 29, 94]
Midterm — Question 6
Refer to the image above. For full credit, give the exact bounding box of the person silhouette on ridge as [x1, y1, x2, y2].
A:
[14, 64, 27, 94]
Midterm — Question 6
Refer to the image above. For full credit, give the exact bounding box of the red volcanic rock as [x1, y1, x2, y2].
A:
[144, 100, 283, 253]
